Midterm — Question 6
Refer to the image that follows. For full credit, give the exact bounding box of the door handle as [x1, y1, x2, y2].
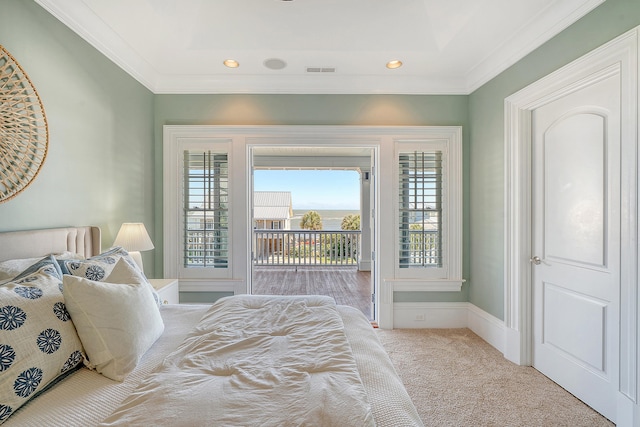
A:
[530, 256, 542, 265]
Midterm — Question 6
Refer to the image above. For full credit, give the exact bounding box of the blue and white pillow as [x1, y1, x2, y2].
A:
[60, 247, 161, 307]
[0, 256, 85, 424]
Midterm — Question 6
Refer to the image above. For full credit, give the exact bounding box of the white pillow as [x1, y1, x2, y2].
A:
[104, 259, 162, 307]
[62, 275, 164, 382]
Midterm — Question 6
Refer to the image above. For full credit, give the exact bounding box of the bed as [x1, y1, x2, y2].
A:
[0, 226, 423, 426]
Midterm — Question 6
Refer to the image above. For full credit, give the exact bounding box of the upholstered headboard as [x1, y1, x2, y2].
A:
[0, 226, 101, 262]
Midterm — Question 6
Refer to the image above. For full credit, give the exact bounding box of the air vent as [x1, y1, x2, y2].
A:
[306, 67, 336, 73]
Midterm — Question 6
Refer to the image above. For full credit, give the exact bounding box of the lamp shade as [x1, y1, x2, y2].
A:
[113, 223, 154, 252]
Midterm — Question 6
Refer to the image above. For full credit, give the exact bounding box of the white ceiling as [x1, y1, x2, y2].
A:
[35, 0, 604, 95]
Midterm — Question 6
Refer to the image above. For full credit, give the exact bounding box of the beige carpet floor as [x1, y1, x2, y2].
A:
[375, 328, 614, 427]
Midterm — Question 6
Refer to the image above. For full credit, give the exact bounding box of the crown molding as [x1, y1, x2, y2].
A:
[465, 0, 605, 93]
[36, 0, 604, 95]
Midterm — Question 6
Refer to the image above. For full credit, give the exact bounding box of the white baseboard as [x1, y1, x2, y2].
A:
[616, 392, 640, 427]
[393, 302, 506, 354]
[504, 326, 526, 365]
[466, 303, 505, 353]
[393, 302, 469, 328]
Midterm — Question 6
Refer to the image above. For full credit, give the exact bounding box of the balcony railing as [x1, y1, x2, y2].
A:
[399, 229, 441, 267]
[253, 230, 361, 267]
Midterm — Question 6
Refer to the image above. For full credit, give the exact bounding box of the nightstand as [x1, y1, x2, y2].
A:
[148, 279, 179, 305]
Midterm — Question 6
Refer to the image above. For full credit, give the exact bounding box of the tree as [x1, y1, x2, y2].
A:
[300, 211, 323, 230]
[326, 214, 360, 262]
[340, 214, 360, 230]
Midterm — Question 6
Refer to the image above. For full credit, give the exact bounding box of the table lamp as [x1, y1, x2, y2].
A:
[113, 222, 154, 271]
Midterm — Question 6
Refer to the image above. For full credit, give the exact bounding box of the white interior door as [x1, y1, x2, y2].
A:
[531, 73, 621, 422]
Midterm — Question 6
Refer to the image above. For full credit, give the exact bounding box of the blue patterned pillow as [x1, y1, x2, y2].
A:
[60, 247, 161, 307]
[0, 256, 85, 424]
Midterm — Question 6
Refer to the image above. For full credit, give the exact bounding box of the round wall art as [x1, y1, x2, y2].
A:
[0, 45, 49, 203]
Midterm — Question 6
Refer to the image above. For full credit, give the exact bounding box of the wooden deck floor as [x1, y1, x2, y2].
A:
[251, 267, 373, 320]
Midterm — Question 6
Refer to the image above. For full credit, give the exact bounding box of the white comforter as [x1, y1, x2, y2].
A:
[100, 295, 375, 427]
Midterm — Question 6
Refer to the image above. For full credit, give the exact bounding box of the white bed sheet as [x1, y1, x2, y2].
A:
[5, 304, 423, 427]
[101, 295, 375, 426]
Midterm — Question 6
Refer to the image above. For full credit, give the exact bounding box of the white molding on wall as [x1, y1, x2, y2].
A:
[466, 303, 506, 354]
[465, 0, 605, 93]
[393, 302, 469, 329]
[34, 0, 158, 91]
[388, 279, 464, 292]
[393, 302, 506, 355]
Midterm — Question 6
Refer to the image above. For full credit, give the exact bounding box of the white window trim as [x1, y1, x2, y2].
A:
[163, 125, 463, 327]
[391, 133, 464, 291]
[164, 137, 233, 281]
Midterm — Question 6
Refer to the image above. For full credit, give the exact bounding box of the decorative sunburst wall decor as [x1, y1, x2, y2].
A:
[0, 45, 49, 203]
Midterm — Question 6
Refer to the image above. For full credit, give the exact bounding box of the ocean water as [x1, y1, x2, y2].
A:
[291, 209, 360, 230]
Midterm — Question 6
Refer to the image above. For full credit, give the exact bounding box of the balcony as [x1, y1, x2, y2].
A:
[182, 229, 440, 321]
[251, 229, 372, 320]
[249, 229, 441, 321]
[252, 266, 372, 320]
[253, 229, 361, 267]
[252, 228, 440, 268]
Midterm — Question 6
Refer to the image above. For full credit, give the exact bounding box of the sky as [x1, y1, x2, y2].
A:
[254, 170, 360, 210]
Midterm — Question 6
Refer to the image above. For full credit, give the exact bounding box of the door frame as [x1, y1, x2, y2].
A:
[504, 26, 639, 421]
[247, 144, 377, 320]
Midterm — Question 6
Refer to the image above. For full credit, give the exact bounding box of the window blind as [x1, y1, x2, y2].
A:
[398, 150, 443, 268]
[183, 151, 229, 268]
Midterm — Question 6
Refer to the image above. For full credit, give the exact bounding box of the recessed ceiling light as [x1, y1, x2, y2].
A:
[223, 59, 239, 68]
[386, 60, 403, 69]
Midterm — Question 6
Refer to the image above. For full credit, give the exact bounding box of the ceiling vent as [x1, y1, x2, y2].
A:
[306, 67, 336, 73]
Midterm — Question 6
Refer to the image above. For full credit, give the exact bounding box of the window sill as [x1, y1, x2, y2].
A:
[385, 278, 465, 292]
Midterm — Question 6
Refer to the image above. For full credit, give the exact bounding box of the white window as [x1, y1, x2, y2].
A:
[164, 137, 233, 281]
[394, 138, 463, 290]
[398, 150, 443, 268]
[183, 151, 229, 269]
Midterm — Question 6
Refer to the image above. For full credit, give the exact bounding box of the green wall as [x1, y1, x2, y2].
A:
[0, 0, 155, 272]
[468, 0, 640, 319]
[153, 95, 471, 303]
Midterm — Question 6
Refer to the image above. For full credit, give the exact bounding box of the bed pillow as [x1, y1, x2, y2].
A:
[103, 259, 162, 307]
[0, 252, 84, 284]
[0, 257, 85, 424]
[60, 247, 161, 307]
[62, 275, 164, 382]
